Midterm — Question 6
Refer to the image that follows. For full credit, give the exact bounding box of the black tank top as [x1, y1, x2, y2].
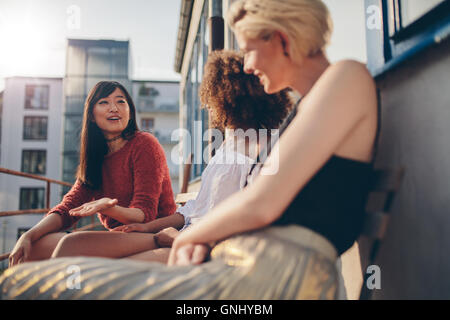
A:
[246, 99, 377, 255]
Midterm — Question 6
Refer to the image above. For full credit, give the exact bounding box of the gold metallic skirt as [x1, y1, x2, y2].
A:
[0, 225, 339, 300]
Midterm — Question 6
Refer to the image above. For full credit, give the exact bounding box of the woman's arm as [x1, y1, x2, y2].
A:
[111, 212, 186, 233]
[67, 197, 144, 225]
[76, 135, 175, 226]
[46, 179, 94, 229]
[26, 212, 64, 241]
[93, 201, 145, 225]
[9, 212, 64, 266]
[169, 61, 377, 264]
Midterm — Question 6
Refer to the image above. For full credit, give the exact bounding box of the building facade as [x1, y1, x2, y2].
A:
[0, 76, 63, 260]
[174, 0, 239, 191]
[0, 90, 3, 161]
[132, 80, 180, 192]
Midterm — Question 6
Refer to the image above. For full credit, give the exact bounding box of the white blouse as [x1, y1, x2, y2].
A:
[178, 136, 257, 229]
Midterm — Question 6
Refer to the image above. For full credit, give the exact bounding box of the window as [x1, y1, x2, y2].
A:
[17, 228, 30, 240]
[23, 116, 48, 140]
[19, 187, 45, 210]
[365, 0, 450, 76]
[22, 150, 46, 174]
[141, 118, 155, 133]
[25, 85, 49, 109]
[139, 85, 159, 97]
[111, 47, 129, 77]
[87, 47, 111, 76]
[183, 1, 210, 181]
[399, 0, 446, 29]
[66, 46, 87, 77]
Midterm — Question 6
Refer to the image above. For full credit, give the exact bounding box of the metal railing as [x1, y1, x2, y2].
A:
[0, 167, 103, 262]
[154, 130, 177, 144]
[136, 99, 178, 113]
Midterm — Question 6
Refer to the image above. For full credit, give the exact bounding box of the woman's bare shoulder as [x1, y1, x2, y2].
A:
[328, 59, 375, 89]
[292, 59, 377, 157]
[307, 59, 376, 115]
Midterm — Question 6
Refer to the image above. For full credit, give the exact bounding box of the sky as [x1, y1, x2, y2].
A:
[0, 0, 367, 92]
[0, 0, 182, 91]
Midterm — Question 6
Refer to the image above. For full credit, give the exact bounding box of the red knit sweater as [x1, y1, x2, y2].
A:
[48, 131, 176, 230]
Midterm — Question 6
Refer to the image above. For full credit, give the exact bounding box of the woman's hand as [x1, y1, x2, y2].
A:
[9, 232, 33, 267]
[111, 223, 148, 233]
[154, 227, 180, 248]
[69, 198, 118, 217]
[168, 236, 211, 266]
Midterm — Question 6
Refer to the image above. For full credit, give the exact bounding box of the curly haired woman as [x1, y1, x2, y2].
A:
[107, 50, 293, 263]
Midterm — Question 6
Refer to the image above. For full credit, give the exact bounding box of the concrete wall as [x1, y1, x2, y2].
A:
[367, 39, 450, 299]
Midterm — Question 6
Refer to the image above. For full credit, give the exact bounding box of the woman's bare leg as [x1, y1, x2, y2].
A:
[51, 231, 158, 259]
[28, 232, 67, 262]
[123, 248, 171, 264]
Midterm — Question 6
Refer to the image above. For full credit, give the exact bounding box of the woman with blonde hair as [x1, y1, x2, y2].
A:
[0, 0, 377, 300]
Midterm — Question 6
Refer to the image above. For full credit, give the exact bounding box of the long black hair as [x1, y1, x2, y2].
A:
[76, 81, 139, 189]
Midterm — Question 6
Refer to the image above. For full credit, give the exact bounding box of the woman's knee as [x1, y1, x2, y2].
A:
[51, 232, 85, 258]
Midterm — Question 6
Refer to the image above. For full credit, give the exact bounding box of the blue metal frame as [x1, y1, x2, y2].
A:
[365, 0, 450, 78]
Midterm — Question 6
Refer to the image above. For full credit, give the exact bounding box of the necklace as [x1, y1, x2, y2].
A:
[106, 134, 122, 143]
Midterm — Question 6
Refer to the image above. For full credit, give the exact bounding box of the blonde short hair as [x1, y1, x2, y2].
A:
[227, 0, 333, 64]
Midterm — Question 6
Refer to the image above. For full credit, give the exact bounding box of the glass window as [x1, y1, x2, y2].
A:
[63, 155, 79, 183]
[365, 0, 449, 76]
[65, 77, 87, 97]
[185, 70, 193, 164]
[23, 116, 48, 140]
[63, 115, 82, 153]
[22, 150, 47, 175]
[65, 96, 85, 115]
[17, 228, 30, 240]
[64, 131, 80, 153]
[141, 118, 155, 133]
[19, 188, 45, 210]
[182, 0, 211, 180]
[25, 85, 49, 109]
[64, 115, 83, 134]
[87, 47, 111, 76]
[400, 0, 446, 28]
[66, 46, 87, 76]
[111, 47, 129, 77]
[139, 84, 160, 97]
[63, 155, 79, 175]
[85, 77, 130, 95]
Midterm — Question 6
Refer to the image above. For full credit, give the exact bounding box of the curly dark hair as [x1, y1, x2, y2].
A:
[199, 50, 293, 131]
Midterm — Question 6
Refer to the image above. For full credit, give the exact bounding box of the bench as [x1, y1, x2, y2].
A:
[341, 167, 405, 299]
[0, 158, 404, 300]
[174, 153, 199, 207]
[175, 192, 198, 206]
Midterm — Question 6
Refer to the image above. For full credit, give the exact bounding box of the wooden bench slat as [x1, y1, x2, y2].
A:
[175, 192, 198, 205]
[361, 211, 390, 240]
[371, 168, 405, 192]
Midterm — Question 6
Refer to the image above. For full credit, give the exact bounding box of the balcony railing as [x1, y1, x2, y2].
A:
[0, 167, 103, 263]
[137, 98, 178, 113]
[153, 131, 177, 145]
